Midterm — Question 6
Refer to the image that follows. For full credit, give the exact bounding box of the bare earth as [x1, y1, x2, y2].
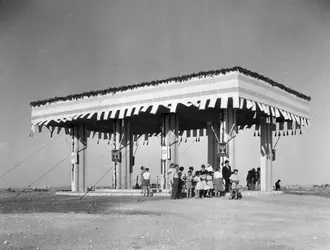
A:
[0, 192, 329, 250]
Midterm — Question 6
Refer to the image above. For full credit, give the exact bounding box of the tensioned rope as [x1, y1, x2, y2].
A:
[13, 145, 89, 201]
[79, 135, 145, 200]
[11, 123, 208, 201]
[0, 134, 65, 179]
[18, 128, 151, 202]
[12, 150, 74, 199]
[178, 140, 195, 158]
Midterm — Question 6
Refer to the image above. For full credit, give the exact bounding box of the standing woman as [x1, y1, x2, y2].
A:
[206, 171, 214, 197]
[214, 168, 224, 197]
[171, 165, 180, 200]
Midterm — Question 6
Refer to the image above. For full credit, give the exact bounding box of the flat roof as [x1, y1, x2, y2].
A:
[30, 66, 311, 108]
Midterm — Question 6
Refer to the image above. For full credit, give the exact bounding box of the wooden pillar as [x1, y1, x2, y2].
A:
[224, 107, 237, 167]
[71, 124, 87, 192]
[120, 119, 133, 189]
[161, 113, 179, 190]
[260, 117, 273, 191]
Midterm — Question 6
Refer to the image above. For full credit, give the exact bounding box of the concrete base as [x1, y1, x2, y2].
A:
[56, 189, 283, 197]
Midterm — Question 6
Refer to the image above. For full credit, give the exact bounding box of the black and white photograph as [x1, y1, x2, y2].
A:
[0, 0, 329, 249]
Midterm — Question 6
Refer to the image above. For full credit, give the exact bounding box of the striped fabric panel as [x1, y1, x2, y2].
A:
[220, 97, 228, 109]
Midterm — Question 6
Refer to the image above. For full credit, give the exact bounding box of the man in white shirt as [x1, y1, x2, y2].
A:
[142, 168, 151, 197]
[140, 166, 145, 194]
[167, 163, 175, 193]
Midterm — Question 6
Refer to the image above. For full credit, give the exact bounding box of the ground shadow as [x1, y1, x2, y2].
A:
[0, 192, 169, 215]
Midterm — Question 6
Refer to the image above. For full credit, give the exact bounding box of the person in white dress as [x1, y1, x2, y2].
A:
[214, 168, 224, 197]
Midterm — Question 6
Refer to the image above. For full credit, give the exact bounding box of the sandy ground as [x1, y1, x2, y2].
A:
[0, 192, 329, 250]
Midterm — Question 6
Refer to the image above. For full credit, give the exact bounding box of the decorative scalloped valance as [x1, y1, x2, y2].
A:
[30, 96, 309, 139]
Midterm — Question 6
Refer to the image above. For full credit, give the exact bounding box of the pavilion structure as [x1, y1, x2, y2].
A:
[29, 67, 311, 192]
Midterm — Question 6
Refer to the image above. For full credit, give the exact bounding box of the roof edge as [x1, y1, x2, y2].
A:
[30, 66, 311, 108]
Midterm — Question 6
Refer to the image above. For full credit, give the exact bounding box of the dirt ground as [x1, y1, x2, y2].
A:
[0, 192, 329, 250]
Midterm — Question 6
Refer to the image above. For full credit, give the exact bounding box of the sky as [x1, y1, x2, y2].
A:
[0, 0, 329, 188]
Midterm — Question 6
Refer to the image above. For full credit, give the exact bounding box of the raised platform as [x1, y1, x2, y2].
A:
[56, 189, 283, 197]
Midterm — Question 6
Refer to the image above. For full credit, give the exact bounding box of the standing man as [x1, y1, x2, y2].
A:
[222, 160, 232, 193]
[251, 168, 256, 191]
[140, 166, 145, 194]
[167, 163, 175, 194]
[177, 166, 185, 199]
[171, 165, 180, 199]
[246, 170, 252, 190]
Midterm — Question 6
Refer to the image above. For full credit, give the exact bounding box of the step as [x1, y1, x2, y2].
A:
[56, 190, 283, 197]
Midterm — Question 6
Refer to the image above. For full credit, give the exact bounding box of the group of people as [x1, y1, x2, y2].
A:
[246, 168, 282, 191]
[245, 167, 261, 190]
[167, 160, 241, 200]
[140, 164, 281, 198]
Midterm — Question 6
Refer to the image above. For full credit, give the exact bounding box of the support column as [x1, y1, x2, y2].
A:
[161, 113, 179, 190]
[224, 107, 237, 167]
[120, 119, 133, 189]
[260, 117, 273, 191]
[160, 116, 166, 190]
[207, 123, 220, 170]
[113, 119, 121, 189]
[71, 124, 87, 192]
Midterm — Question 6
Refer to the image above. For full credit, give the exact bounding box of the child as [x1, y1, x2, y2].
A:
[214, 168, 224, 197]
[201, 171, 208, 198]
[230, 169, 240, 200]
[206, 171, 214, 197]
[194, 171, 203, 199]
[186, 171, 193, 199]
[275, 179, 281, 191]
[142, 168, 151, 197]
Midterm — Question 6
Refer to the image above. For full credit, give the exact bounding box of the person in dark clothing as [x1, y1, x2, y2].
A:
[200, 165, 207, 175]
[171, 165, 180, 199]
[246, 170, 252, 190]
[251, 168, 256, 190]
[256, 167, 261, 190]
[177, 166, 185, 199]
[222, 160, 232, 193]
[275, 179, 281, 191]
